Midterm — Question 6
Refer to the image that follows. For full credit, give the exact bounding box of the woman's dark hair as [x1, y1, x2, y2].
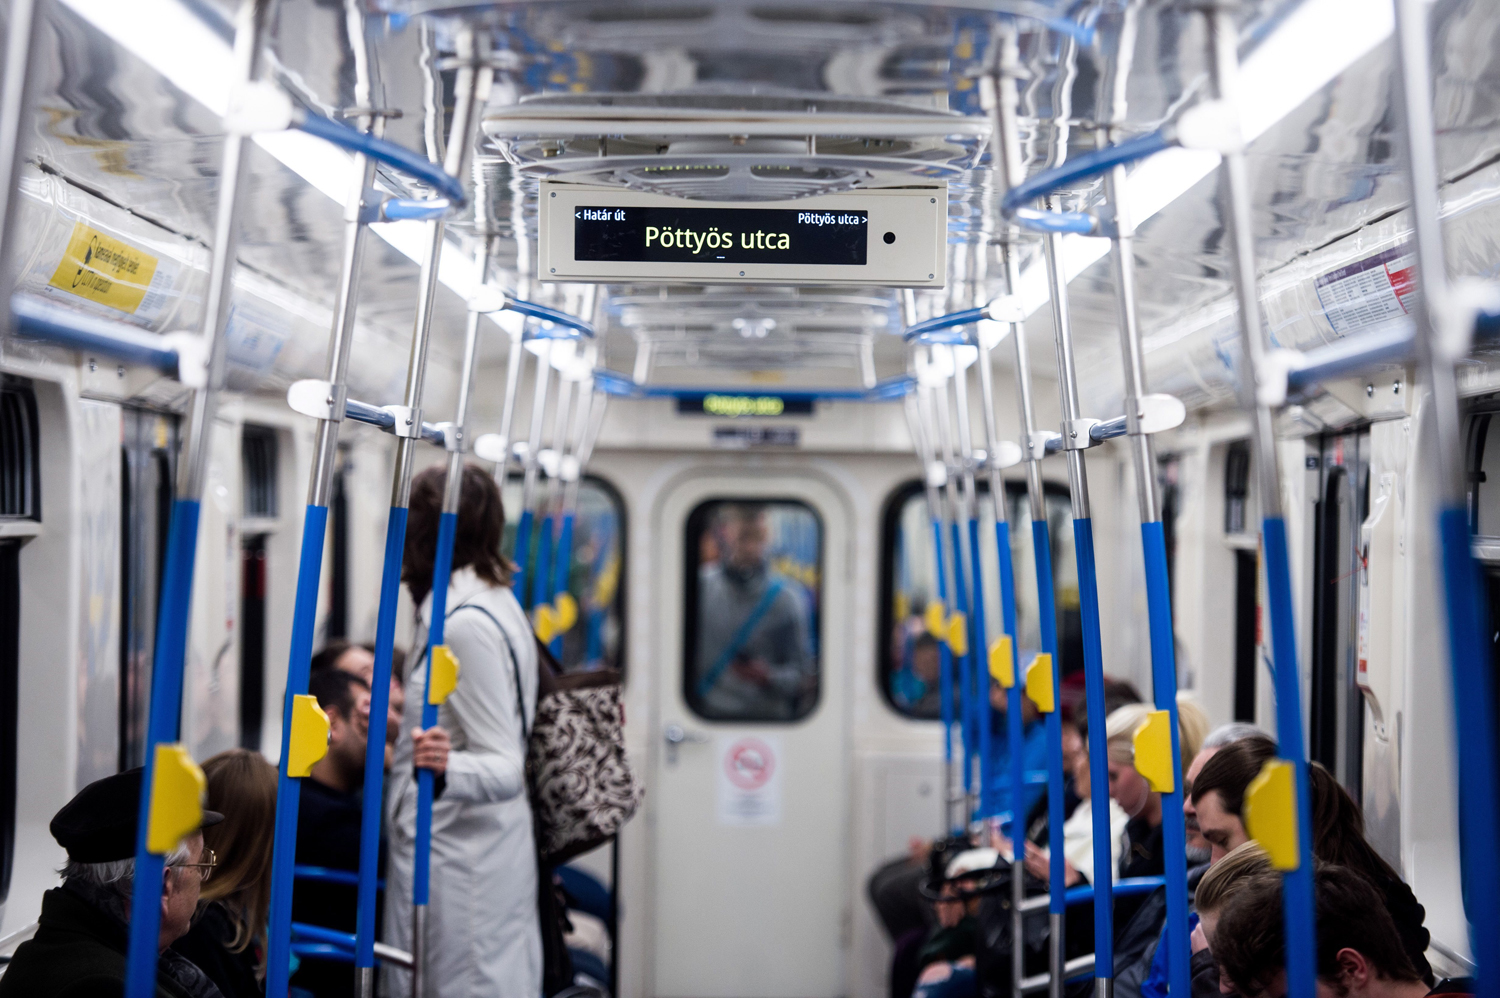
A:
[403, 463, 512, 605]
[1188, 734, 1277, 816]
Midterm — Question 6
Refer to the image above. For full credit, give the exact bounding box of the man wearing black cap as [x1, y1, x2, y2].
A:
[0, 767, 226, 997]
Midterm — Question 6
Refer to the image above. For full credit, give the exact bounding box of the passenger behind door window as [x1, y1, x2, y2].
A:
[685, 500, 821, 722]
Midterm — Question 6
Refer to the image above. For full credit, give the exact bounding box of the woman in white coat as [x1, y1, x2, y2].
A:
[384, 464, 542, 998]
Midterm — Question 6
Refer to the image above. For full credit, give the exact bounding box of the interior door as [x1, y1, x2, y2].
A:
[651, 472, 849, 998]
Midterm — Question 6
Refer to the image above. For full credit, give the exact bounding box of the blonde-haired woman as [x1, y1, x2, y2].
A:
[172, 748, 278, 998]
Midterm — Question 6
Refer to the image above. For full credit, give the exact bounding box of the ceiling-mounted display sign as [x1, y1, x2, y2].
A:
[540, 183, 946, 287]
[676, 394, 815, 417]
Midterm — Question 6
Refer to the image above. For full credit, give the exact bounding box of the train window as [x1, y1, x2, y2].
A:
[0, 377, 40, 520]
[326, 453, 350, 640]
[241, 424, 279, 519]
[880, 480, 1075, 720]
[1224, 440, 1251, 535]
[120, 410, 177, 771]
[501, 475, 627, 674]
[683, 499, 821, 722]
[0, 540, 18, 905]
[239, 535, 267, 751]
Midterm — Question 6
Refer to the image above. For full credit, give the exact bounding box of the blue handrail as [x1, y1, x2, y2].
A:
[1015, 207, 1096, 235]
[342, 397, 447, 446]
[295, 864, 384, 889]
[509, 297, 597, 339]
[1063, 875, 1166, 907]
[1001, 131, 1172, 216]
[10, 294, 184, 374]
[593, 369, 917, 402]
[293, 111, 466, 203]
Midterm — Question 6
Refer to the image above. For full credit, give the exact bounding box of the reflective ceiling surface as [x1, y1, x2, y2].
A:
[8, 0, 1500, 419]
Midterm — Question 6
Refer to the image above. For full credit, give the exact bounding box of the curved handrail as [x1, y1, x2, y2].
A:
[1001, 131, 1172, 216]
[292, 111, 466, 203]
[903, 306, 988, 344]
[1064, 875, 1166, 907]
[9, 294, 184, 376]
[509, 297, 597, 339]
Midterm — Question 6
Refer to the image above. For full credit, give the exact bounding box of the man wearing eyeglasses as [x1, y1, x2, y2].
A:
[0, 767, 225, 998]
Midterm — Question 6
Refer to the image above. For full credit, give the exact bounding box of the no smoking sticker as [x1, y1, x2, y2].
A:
[717, 735, 783, 826]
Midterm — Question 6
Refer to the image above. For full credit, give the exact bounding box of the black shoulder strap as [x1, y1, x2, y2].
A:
[449, 602, 531, 739]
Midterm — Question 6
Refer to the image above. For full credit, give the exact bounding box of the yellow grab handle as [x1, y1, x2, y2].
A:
[989, 635, 1015, 689]
[428, 644, 461, 705]
[924, 601, 946, 637]
[286, 694, 330, 778]
[1245, 759, 1300, 871]
[946, 611, 969, 656]
[1024, 653, 1055, 713]
[554, 592, 579, 633]
[146, 744, 206, 855]
[534, 604, 558, 644]
[1133, 710, 1176, 793]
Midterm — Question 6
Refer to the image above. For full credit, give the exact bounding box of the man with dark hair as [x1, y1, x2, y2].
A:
[1213, 864, 1453, 998]
[311, 640, 405, 768]
[1189, 734, 1278, 862]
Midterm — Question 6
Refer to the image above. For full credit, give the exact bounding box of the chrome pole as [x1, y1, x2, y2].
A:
[0, 0, 46, 323]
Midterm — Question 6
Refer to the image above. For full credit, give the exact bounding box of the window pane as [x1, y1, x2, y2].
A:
[685, 500, 821, 722]
[502, 475, 626, 675]
[882, 481, 1074, 719]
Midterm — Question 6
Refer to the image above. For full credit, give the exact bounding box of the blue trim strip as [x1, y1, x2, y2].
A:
[265, 504, 331, 998]
[1438, 506, 1500, 996]
[592, 368, 915, 402]
[1141, 520, 1190, 997]
[293, 112, 466, 203]
[1072, 518, 1115, 972]
[932, 517, 956, 827]
[1262, 517, 1317, 998]
[356, 504, 409, 969]
[415, 510, 460, 908]
[124, 498, 202, 998]
[512, 508, 535, 600]
[11, 294, 182, 374]
[1030, 518, 1066, 916]
[1002, 131, 1172, 215]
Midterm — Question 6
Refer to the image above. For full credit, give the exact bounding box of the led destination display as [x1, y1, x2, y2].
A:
[573, 205, 868, 266]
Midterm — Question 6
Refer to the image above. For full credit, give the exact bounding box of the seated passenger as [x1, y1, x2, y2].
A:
[312, 639, 406, 768]
[891, 632, 944, 716]
[1183, 723, 1269, 864]
[292, 667, 413, 997]
[1188, 734, 1278, 862]
[172, 748, 278, 998]
[385, 464, 541, 998]
[0, 768, 222, 998]
[911, 849, 1000, 998]
[1213, 864, 1457, 998]
[1188, 841, 1272, 998]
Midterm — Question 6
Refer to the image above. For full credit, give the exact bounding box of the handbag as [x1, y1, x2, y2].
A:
[456, 602, 645, 867]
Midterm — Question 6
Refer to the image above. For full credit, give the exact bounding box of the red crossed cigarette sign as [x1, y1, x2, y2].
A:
[724, 738, 775, 791]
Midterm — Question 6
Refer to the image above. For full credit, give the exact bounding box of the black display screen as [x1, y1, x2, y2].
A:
[573, 205, 867, 266]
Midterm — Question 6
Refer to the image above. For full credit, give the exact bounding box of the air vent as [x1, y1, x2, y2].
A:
[241, 425, 278, 519]
[0, 379, 39, 520]
[484, 91, 986, 201]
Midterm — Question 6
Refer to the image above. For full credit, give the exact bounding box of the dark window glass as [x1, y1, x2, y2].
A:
[1225, 440, 1251, 535]
[684, 499, 821, 722]
[879, 480, 1074, 720]
[120, 410, 177, 771]
[0, 377, 39, 520]
[241, 425, 278, 519]
[239, 535, 267, 751]
[502, 475, 627, 674]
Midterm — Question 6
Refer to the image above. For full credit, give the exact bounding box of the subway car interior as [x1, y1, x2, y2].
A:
[0, 0, 1498, 996]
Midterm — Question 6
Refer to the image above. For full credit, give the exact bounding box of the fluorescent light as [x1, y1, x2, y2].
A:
[1019, 0, 1396, 320]
[56, 0, 487, 305]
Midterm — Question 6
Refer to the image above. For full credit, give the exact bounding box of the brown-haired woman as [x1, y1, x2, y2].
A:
[384, 463, 541, 998]
[172, 748, 277, 998]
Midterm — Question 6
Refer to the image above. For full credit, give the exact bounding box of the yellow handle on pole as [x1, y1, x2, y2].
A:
[146, 744, 206, 855]
[1024, 653, 1054, 713]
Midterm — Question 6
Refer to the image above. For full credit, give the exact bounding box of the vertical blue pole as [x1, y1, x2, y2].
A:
[1262, 518, 1317, 998]
[551, 510, 575, 657]
[415, 511, 460, 910]
[1072, 518, 1116, 978]
[1140, 520, 1189, 995]
[933, 518, 957, 832]
[950, 517, 975, 806]
[264, 504, 331, 998]
[1031, 519, 1066, 922]
[531, 515, 554, 612]
[968, 517, 991, 815]
[995, 517, 1025, 840]
[1438, 507, 1500, 995]
[124, 498, 201, 998]
[512, 507, 534, 599]
[354, 505, 408, 972]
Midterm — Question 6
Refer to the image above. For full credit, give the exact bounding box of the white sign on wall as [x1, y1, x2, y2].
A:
[717, 735, 783, 826]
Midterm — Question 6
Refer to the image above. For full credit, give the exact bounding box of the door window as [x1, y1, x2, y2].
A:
[684, 499, 821, 722]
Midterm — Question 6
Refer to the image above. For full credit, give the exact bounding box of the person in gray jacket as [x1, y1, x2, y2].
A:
[384, 464, 540, 998]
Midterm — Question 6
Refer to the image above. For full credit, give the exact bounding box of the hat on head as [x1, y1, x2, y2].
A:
[50, 767, 223, 864]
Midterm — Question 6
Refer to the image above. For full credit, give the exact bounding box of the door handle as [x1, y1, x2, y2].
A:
[664, 723, 709, 764]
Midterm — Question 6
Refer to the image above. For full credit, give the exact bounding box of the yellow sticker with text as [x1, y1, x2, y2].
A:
[48, 222, 158, 313]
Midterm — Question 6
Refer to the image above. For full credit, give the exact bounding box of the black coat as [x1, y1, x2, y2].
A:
[0, 885, 220, 998]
